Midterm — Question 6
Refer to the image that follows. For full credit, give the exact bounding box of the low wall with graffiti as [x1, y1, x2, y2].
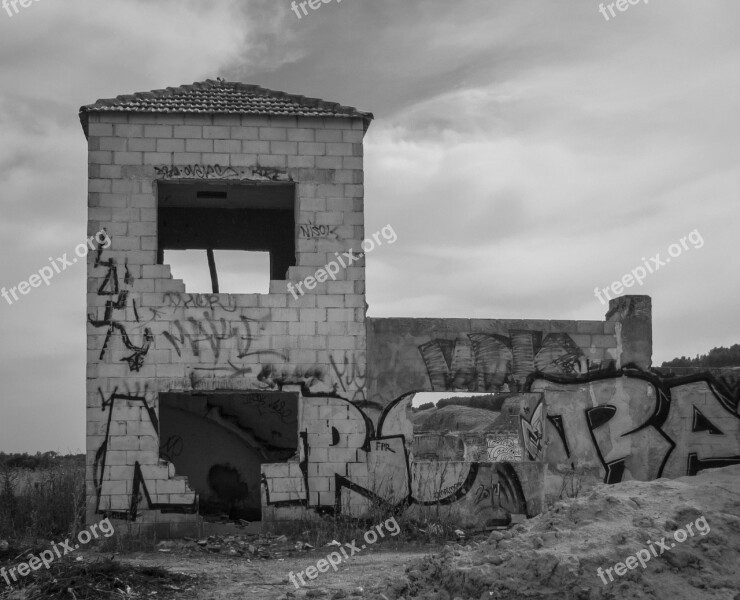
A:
[519, 370, 740, 500]
[261, 392, 545, 524]
[365, 296, 652, 407]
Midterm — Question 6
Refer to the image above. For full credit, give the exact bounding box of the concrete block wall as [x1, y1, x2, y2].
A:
[366, 296, 653, 407]
[85, 111, 369, 530]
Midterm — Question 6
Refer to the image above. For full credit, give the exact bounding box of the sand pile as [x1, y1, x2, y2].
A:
[373, 465, 740, 600]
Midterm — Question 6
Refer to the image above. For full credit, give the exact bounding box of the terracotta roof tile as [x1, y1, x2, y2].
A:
[79, 79, 373, 136]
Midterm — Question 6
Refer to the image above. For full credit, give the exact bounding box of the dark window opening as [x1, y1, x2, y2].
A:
[159, 391, 299, 521]
[157, 182, 296, 293]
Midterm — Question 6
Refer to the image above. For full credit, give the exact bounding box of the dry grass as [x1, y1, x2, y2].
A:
[0, 461, 85, 545]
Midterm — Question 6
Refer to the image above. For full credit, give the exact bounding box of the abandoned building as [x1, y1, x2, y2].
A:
[80, 79, 740, 537]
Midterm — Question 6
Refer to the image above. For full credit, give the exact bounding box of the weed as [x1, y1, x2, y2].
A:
[0, 459, 85, 544]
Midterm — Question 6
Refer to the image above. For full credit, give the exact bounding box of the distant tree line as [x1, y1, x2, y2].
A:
[0, 452, 84, 471]
[661, 344, 740, 368]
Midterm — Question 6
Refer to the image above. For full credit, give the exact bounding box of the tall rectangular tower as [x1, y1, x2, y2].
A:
[80, 80, 372, 535]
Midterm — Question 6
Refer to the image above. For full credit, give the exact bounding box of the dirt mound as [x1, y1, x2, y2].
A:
[371, 465, 740, 600]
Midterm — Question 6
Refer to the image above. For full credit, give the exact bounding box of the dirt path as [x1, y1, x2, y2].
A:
[114, 545, 433, 599]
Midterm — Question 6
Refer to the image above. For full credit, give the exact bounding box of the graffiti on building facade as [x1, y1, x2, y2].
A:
[419, 330, 614, 393]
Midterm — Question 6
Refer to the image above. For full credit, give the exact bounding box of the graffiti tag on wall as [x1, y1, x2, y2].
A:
[419, 330, 613, 393]
[527, 371, 740, 483]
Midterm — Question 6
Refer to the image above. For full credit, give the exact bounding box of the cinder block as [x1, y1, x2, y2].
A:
[214, 140, 241, 153]
[89, 151, 113, 165]
[100, 137, 127, 151]
[288, 129, 314, 142]
[328, 309, 354, 322]
[230, 126, 259, 140]
[114, 124, 144, 137]
[230, 154, 258, 167]
[300, 308, 327, 322]
[270, 141, 298, 155]
[173, 152, 201, 163]
[144, 125, 173, 138]
[89, 123, 114, 136]
[185, 139, 213, 153]
[174, 126, 202, 138]
[327, 143, 353, 156]
[259, 127, 287, 141]
[288, 155, 315, 168]
[343, 130, 365, 143]
[298, 142, 325, 156]
[317, 296, 344, 308]
[109, 436, 139, 451]
[243, 140, 270, 154]
[143, 152, 172, 165]
[257, 154, 286, 168]
[316, 129, 343, 143]
[203, 126, 231, 139]
[344, 184, 364, 197]
[157, 139, 185, 153]
[259, 295, 287, 308]
[271, 308, 299, 322]
[327, 281, 354, 295]
[343, 156, 363, 169]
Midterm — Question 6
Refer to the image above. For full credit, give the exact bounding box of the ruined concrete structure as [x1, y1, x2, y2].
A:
[81, 80, 740, 536]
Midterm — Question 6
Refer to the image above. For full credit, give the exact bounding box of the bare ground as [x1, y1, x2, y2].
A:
[111, 543, 436, 599]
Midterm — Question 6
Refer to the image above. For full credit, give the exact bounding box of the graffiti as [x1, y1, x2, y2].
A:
[250, 167, 292, 182]
[330, 351, 367, 402]
[88, 256, 153, 372]
[159, 435, 184, 462]
[163, 312, 287, 363]
[527, 370, 740, 483]
[519, 399, 545, 461]
[249, 392, 295, 424]
[93, 390, 197, 521]
[473, 481, 499, 505]
[486, 435, 521, 462]
[419, 330, 613, 393]
[154, 164, 239, 180]
[153, 165, 293, 182]
[262, 392, 544, 521]
[163, 292, 238, 313]
[300, 221, 339, 240]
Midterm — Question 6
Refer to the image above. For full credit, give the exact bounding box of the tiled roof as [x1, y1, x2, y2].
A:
[79, 79, 373, 136]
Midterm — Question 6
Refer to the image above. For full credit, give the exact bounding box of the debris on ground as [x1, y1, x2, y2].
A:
[368, 465, 740, 600]
[0, 557, 198, 599]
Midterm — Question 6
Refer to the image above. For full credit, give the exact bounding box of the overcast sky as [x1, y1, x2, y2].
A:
[0, 0, 738, 452]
